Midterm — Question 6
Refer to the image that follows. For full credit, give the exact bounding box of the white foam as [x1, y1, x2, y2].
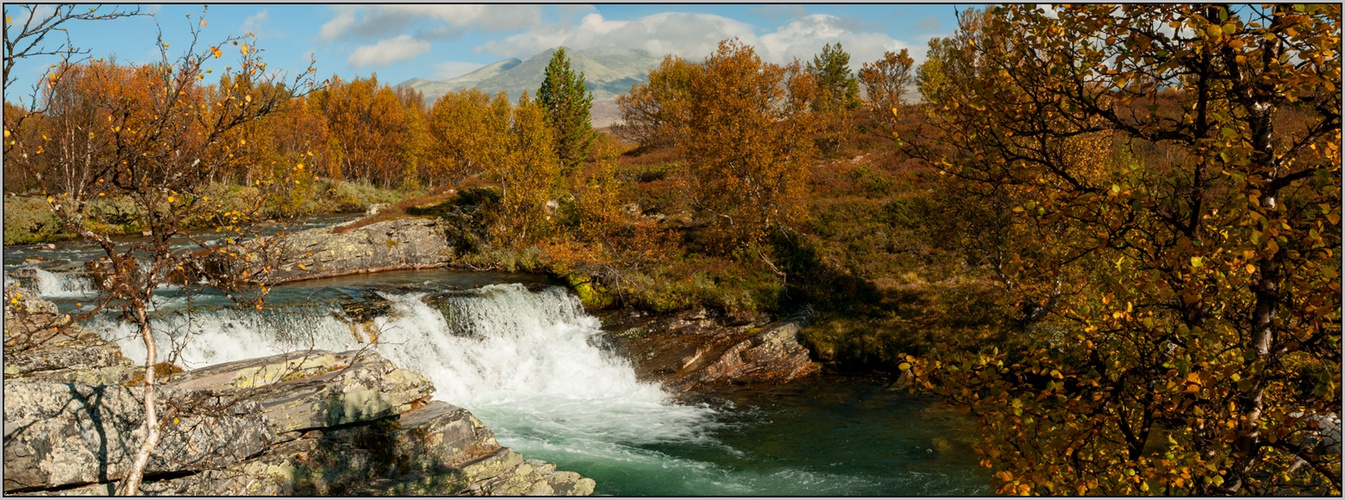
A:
[91, 305, 360, 369]
[371, 285, 719, 446]
[28, 268, 97, 298]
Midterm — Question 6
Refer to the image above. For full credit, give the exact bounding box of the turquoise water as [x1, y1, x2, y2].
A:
[489, 376, 989, 496]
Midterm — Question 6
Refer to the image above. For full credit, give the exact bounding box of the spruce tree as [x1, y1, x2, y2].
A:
[538, 47, 595, 172]
[808, 42, 861, 114]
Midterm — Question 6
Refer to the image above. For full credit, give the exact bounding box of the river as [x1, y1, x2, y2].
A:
[2, 219, 989, 495]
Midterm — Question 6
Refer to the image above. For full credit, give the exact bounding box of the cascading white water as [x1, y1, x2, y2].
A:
[94, 282, 717, 447]
[27, 268, 97, 298]
[91, 304, 362, 369]
[370, 284, 719, 446]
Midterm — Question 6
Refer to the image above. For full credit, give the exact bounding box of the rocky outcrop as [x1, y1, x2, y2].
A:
[3, 382, 273, 493]
[602, 308, 819, 395]
[3, 292, 594, 496]
[3, 286, 137, 385]
[210, 218, 455, 286]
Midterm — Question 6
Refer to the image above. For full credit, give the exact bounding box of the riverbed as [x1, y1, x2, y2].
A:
[2, 220, 989, 495]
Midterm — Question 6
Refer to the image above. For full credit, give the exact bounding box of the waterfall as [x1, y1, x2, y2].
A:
[93, 282, 717, 448]
[371, 284, 718, 446]
[90, 303, 362, 368]
[27, 268, 97, 298]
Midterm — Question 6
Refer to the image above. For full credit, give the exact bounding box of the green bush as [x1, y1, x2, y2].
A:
[3, 196, 69, 245]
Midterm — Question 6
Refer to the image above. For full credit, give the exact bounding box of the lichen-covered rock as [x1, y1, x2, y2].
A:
[4, 291, 591, 496]
[382, 401, 502, 471]
[2, 381, 273, 493]
[165, 349, 434, 440]
[212, 218, 455, 285]
[3, 330, 135, 383]
[463, 452, 595, 496]
[3, 286, 59, 340]
[3, 287, 137, 385]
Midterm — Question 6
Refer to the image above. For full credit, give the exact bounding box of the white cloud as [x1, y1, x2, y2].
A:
[759, 14, 913, 66]
[433, 61, 485, 80]
[241, 9, 269, 37]
[479, 12, 759, 61]
[348, 34, 431, 68]
[319, 5, 543, 42]
[477, 11, 914, 67]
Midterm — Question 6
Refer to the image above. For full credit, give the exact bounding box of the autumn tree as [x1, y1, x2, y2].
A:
[4, 10, 316, 493]
[487, 91, 562, 245]
[425, 88, 511, 184]
[808, 42, 861, 114]
[310, 74, 409, 186]
[3, 5, 142, 193]
[904, 5, 1341, 495]
[681, 39, 816, 251]
[857, 49, 915, 133]
[614, 54, 699, 150]
[538, 47, 595, 173]
[394, 84, 430, 190]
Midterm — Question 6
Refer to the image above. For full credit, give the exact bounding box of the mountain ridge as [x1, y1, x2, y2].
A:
[397, 47, 664, 127]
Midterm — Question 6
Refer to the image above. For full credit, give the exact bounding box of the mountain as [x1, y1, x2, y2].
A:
[398, 48, 663, 127]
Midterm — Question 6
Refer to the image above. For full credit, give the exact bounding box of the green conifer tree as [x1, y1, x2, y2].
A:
[538, 47, 595, 172]
[808, 42, 861, 114]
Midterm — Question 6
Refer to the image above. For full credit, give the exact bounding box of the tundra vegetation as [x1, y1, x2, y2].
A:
[4, 4, 1339, 497]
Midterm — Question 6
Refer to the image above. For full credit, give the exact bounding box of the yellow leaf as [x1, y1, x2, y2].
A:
[200, 19, 207, 27]
[1245, 263, 1256, 274]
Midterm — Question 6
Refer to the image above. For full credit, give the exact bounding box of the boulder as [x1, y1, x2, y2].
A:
[2, 381, 273, 493]
[602, 308, 818, 395]
[366, 203, 392, 216]
[2, 330, 136, 385]
[692, 321, 817, 386]
[379, 401, 502, 471]
[75, 403, 592, 496]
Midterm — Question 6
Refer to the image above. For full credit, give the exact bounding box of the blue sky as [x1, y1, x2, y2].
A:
[4, 3, 975, 101]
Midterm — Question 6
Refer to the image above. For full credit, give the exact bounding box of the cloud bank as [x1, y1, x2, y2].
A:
[348, 34, 431, 68]
[478, 12, 913, 66]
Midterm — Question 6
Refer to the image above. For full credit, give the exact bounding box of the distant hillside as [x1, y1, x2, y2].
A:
[398, 48, 663, 127]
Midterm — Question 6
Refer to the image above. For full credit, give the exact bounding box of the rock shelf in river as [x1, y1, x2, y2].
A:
[210, 218, 456, 286]
[1, 287, 595, 496]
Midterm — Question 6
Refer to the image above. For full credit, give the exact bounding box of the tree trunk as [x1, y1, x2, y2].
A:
[117, 303, 161, 496]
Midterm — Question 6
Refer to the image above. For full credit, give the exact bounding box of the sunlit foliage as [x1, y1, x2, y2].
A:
[904, 5, 1341, 495]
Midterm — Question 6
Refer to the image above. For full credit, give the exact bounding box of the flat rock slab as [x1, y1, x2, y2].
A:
[212, 218, 455, 285]
[165, 349, 434, 440]
[2, 381, 273, 493]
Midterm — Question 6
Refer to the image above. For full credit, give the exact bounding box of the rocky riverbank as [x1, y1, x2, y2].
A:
[2, 287, 594, 496]
[599, 307, 819, 396]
